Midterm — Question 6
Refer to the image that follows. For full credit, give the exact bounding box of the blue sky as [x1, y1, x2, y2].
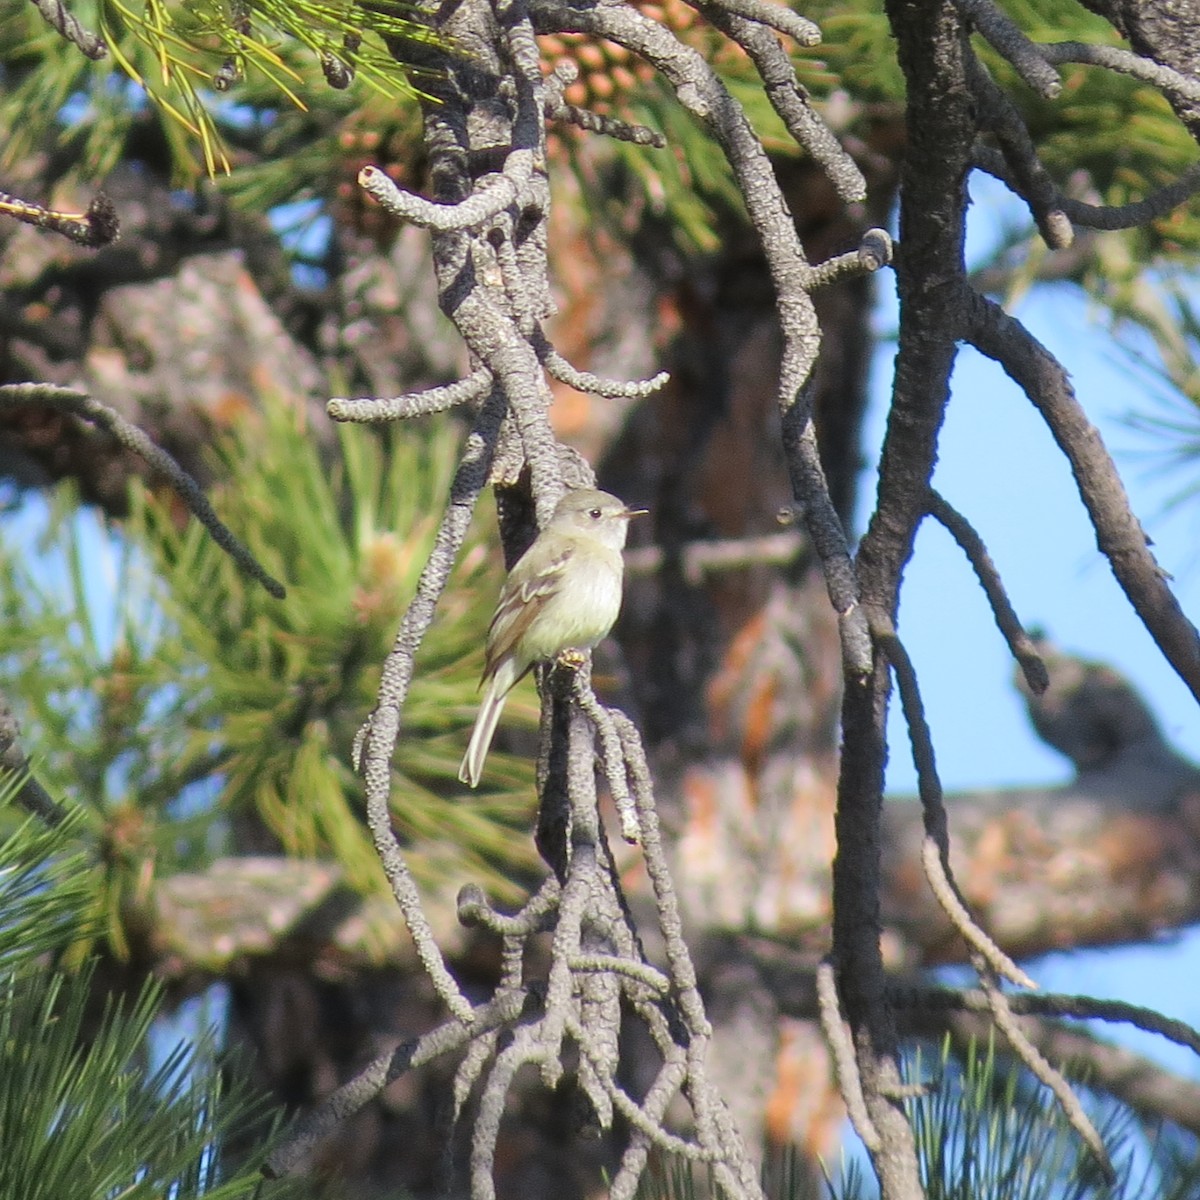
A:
[860, 172, 1200, 1079]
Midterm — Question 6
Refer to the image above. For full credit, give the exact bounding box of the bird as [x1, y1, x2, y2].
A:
[458, 487, 646, 788]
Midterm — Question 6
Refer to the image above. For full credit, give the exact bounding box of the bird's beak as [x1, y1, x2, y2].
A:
[619, 508, 649, 520]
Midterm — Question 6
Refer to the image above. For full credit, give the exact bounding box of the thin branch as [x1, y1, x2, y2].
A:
[0, 694, 66, 827]
[574, 671, 640, 843]
[805, 228, 894, 290]
[608, 1050, 690, 1200]
[966, 55, 1073, 250]
[873, 607, 1037, 990]
[359, 161, 532, 232]
[489, 215, 537, 336]
[1041, 41, 1200, 105]
[26, 0, 106, 58]
[694, 0, 821, 47]
[352, 391, 507, 1020]
[0, 190, 118, 246]
[567, 1017, 712, 1159]
[263, 989, 530, 1178]
[951, 0, 1061, 98]
[894, 982, 1200, 1134]
[708, 8, 867, 206]
[624, 530, 804, 584]
[0, 384, 284, 599]
[327, 371, 492, 422]
[927, 489, 1048, 694]
[612, 708, 765, 1200]
[544, 64, 667, 145]
[963, 288, 1200, 704]
[975, 964, 1115, 1182]
[456, 876, 561, 936]
[972, 144, 1200, 233]
[816, 960, 882, 1153]
[533, 329, 671, 399]
[473, 1025, 544, 1200]
[917, 840, 1035, 989]
[568, 954, 670, 994]
[898, 985, 1200, 1056]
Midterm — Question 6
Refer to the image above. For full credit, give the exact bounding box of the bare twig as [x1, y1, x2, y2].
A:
[966, 55, 1073, 249]
[975, 964, 1115, 1182]
[897, 984, 1200, 1056]
[359, 161, 532, 232]
[1041, 41, 1200, 105]
[873, 608, 1037, 990]
[544, 64, 667, 145]
[533, 329, 671, 399]
[894, 982, 1200, 1134]
[0, 383, 284, 599]
[327, 371, 492, 422]
[816, 960, 882, 1152]
[352, 392, 507, 1021]
[920, 837, 1037, 990]
[694, 0, 821, 47]
[963, 289, 1200, 703]
[805, 228, 894, 290]
[263, 988, 530, 1178]
[624, 530, 804, 583]
[574, 672, 641, 843]
[456, 876, 561, 936]
[0, 190, 118, 247]
[706, 9, 866, 206]
[972, 144, 1200, 232]
[951, 0, 1060, 98]
[927, 489, 1048, 694]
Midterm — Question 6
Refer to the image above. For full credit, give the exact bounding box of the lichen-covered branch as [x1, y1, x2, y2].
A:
[0, 383, 283, 599]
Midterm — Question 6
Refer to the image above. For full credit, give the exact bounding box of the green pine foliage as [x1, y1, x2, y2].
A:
[0, 398, 541, 964]
[631, 1036, 1200, 1200]
[128, 399, 541, 906]
[906, 1036, 1200, 1200]
[0, 0, 435, 181]
[0, 785, 302, 1199]
[0, 794, 93, 968]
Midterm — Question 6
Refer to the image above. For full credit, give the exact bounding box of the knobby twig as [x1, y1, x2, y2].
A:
[952, 0, 1061, 98]
[0, 190, 118, 247]
[26, 0, 106, 58]
[327, 371, 492, 422]
[1041, 41, 1200, 105]
[973, 144, 1200, 233]
[967, 54, 1074, 250]
[352, 392, 507, 1022]
[264, 989, 531, 1178]
[544, 63, 667, 146]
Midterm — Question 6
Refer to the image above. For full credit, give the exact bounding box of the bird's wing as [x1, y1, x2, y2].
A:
[480, 543, 575, 685]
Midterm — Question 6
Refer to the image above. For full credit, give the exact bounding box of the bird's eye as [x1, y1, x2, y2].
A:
[589, 508, 602, 520]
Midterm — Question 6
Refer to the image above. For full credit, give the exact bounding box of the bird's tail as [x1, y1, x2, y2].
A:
[459, 676, 508, 788]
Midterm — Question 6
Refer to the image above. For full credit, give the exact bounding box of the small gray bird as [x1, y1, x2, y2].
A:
[459, 488, 645, 788]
